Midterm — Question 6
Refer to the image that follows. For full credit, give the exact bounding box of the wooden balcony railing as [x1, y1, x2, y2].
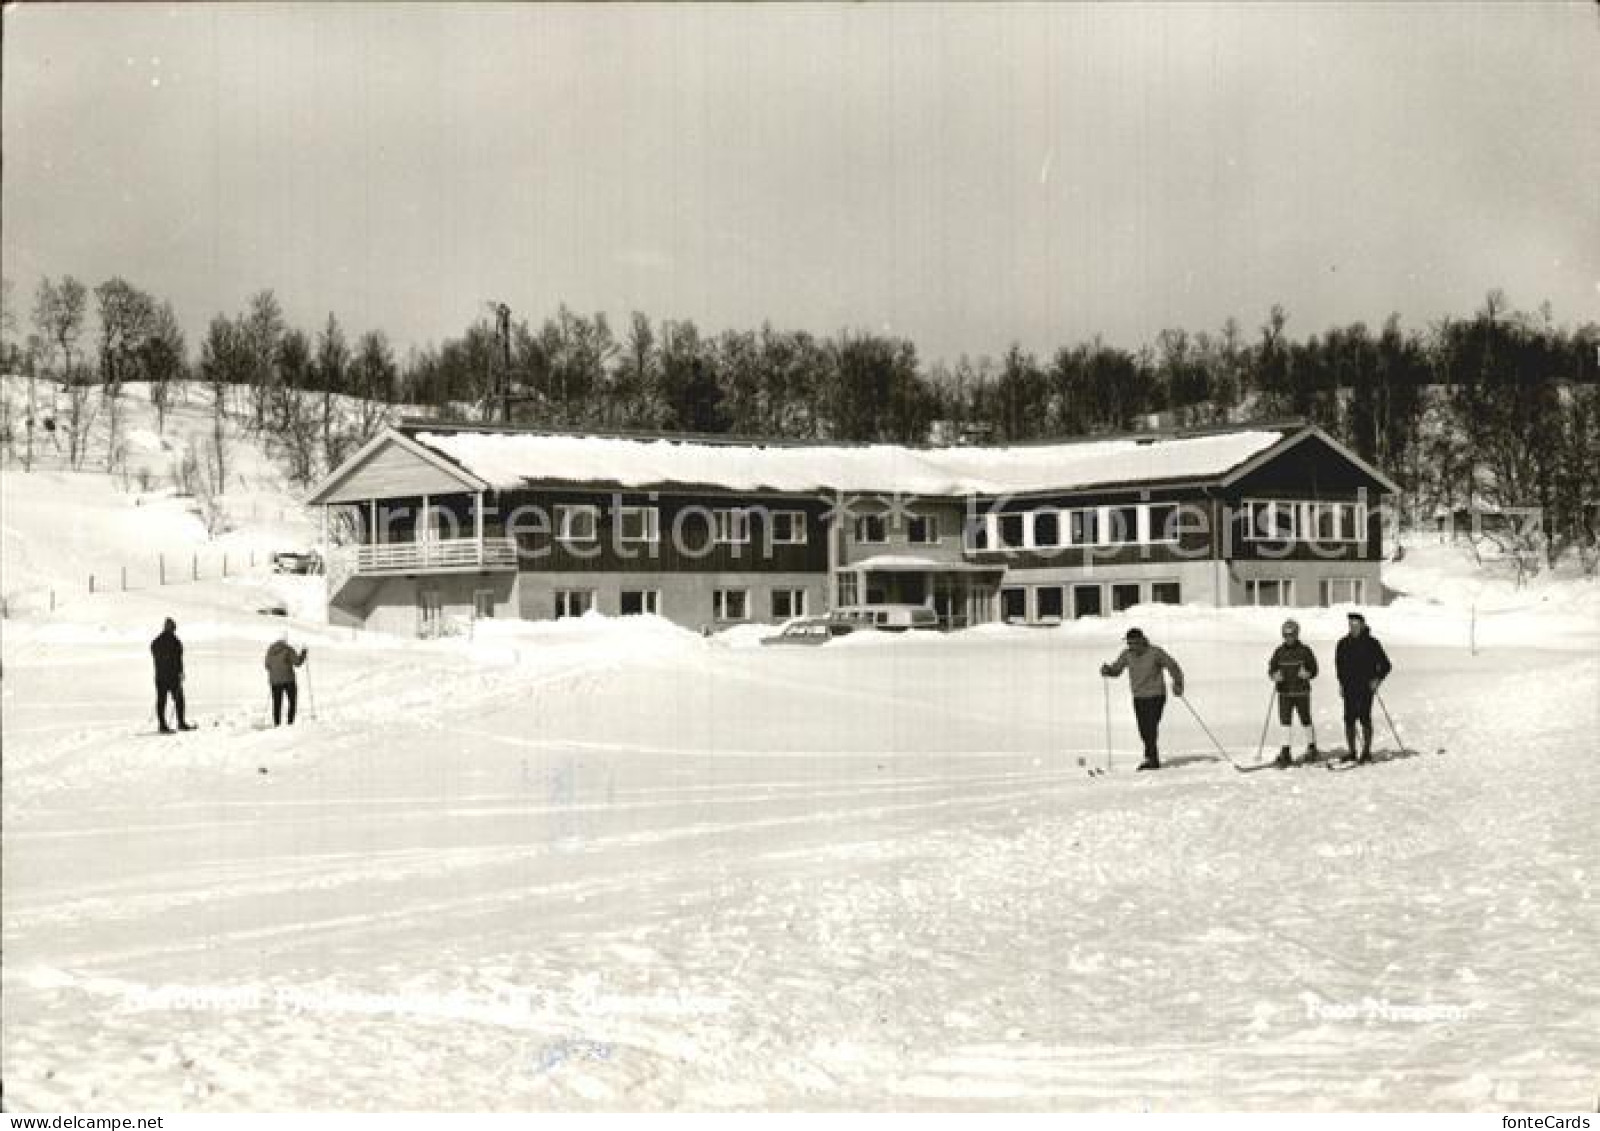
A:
[331, 536, 519, 579]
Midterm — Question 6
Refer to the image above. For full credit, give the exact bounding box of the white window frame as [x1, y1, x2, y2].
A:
[770, 510, 808, 545]
[837, 572, 860, 607]
[1307, 501, 1360, 543]
[854, 513, 888, 544]
[1000, 585, 1029, 623]
[473, 588, 496, 619]
[1243, 500, 1296, 542]
[1149, 580, 1182, 605]
[771, 588, 808, 621]
[714, 588, 750, 621]
[1071, 582, 1104, 619]
[1034, 584, 1065, 623]
[555, 504, 600, 544]
[1067, 507, 1103, 548]
[907, 514, 940, 545]
[555, 589, 596, 618]
[1245, 578, 1296, 607]
[620, 588, 661, 616]
[714, 509, 751, 545]
[1030, 508, 1064, 549]
[1320, 577, 1366, 606]
[995, 513, 1026, 551]
[1109, 581, 1143, 612]
[1104, 504, 1141, 546]
[617, 505, 660, 544]
[1144, 503, 1181, 545]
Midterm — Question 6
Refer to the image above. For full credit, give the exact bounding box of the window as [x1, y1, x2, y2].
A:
[1069, 508, 1100, 546]
[1246, 501, 1297, 541]
[770, 511, 807, 545]
[1246, 579, 1295, 607]
[837, 572, 860, 606]
[473, 589, 496, 619]
[1320, 578, 1365, 606]
[713, 509, 750, 544]
[617, 506, 660, 544]
[1111, 582, 1142, 612]
[771, 588, 808, 620]
[1147, 504, 1179, 543]
[620, 589, 661, 616]
[1036, 586, 1065, 622]
[1309, 502, 1359, 543]
[1001, 586, 1028, 623]
[1105, 506, 1140, 544]
[1150, 581, 1182, 605]
[854, 514, 888, 543]
[1072, 584, 1103, 619]
[1033, 510, 1061, 548]
[555, 589, 594, 619]
[555, 505, 599, 543]
[966, 514, 990, 551]
[907, 515, 939, 544]
[714, 589, 749, 621]
[997, 514, 1025, 550]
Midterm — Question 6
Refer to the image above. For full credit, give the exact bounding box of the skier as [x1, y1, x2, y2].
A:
[1267, 618, 1320, 768]
[264, 636, 309, 726]
[1334, 611, 1392, 764]
[149, 617, 195, 733]
[1100, 627, 1186, 771]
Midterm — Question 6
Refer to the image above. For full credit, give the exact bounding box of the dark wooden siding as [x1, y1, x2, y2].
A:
[495, 488, 831, 574]
[1226, 433, 1390, 495]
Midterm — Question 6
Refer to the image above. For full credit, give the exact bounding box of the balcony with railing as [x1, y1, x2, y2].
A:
[327, 536, 520, 594]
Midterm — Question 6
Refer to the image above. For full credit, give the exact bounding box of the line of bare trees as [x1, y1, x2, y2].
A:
[2, 275, 1596, 566]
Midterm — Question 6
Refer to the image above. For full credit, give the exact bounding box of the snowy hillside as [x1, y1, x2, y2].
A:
[2, 387, 1597, 1111]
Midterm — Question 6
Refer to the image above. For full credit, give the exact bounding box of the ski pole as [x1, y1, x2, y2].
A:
[1376, 689, 1403, 753]
[1178, 695, 1238, 767]
[1255, 687, 1277, 766]
[304, 655, 318, 721]
[1101, 676, 1113, 774]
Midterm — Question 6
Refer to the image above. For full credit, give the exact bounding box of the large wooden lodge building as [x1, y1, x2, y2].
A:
[306, 421, 1399, 636]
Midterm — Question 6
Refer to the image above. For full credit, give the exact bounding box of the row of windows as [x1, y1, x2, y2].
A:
[1245, 577, 1368, 606]
[973, 503, 1185, 552]
[552, 587, 811, 622]
[551, 505, 808, 546]
[853, 514, 940, 544]
[1000, 580, 1184, 624]
[1242, 500, 1363, 543]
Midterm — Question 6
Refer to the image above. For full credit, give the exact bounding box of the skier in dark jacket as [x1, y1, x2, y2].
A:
[1334, 611, 1392, 763]
[1100, 627, 1185, 771]
[1268, 618, 1320, 768]
[149, 618, 195, 733]
[264, 637, 309, 726]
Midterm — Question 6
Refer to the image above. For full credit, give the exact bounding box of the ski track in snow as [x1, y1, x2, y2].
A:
[4, 614, 1597, 1111]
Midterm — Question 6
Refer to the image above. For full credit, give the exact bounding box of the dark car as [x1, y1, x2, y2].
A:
[271, 550, 323, 575]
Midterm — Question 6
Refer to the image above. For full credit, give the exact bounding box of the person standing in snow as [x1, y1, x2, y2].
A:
[264, 636, 309, 726]
[149, 617, 195, 733]
[1268, 618, 1321, 768]
[1100, 627, 1185, 771]
[1335, 611, 1392, 764]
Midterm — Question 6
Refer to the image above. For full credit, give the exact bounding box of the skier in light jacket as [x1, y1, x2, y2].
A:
[1100, 627, 1185, 771]
[1267, 618, 1321, 768]
[264, 637, 309, 727]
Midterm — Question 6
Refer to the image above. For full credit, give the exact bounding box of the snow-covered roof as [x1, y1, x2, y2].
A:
[406, 426, 1294, 497]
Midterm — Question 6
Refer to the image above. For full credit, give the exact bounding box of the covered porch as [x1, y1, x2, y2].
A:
[835, 555, 1004, 630]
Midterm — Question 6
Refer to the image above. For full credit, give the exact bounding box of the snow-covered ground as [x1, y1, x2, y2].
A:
[2, 392, 1597, 1110]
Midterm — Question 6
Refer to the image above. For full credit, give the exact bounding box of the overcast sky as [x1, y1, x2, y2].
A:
[4, 2, 1596, 364]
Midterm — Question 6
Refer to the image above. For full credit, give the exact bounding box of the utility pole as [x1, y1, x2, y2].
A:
[485, 301, 513, 422]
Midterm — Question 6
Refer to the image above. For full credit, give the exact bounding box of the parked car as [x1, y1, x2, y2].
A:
[761, 616, 855, 646]
[829, 604, 939, 632]
[272, 549, 323, 575]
